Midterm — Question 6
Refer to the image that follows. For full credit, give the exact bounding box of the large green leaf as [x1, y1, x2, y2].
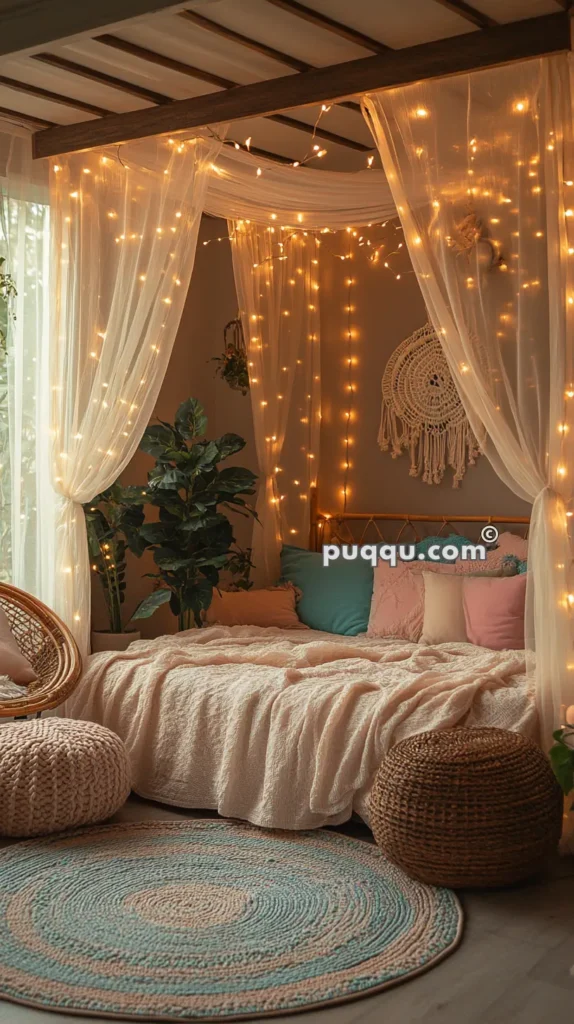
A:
[215, 433, 246, 460]
[213, 467, 258, 495]
[175, 397, 208, 440]
[139, 424, 177, 457]
[549, 738, 574, 794]
[131, 587, 172, 620]
[181, 577, 214, 616]
[139, 522, 171, 545]
[120, 485, 149, 506]
[156, 470, 189, 491]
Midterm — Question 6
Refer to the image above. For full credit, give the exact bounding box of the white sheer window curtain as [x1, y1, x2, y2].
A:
[0, 125, 55, 605]
[50, 133, 222, 654]
[363, 55, 574, 745]
[230, 221, 320, 583]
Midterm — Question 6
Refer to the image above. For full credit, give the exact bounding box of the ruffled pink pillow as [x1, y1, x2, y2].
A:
[462, 574, 526, 650]
[368, 549, 513, 642]
[494, 530, 528, 561]
[205, 584, 306, 629]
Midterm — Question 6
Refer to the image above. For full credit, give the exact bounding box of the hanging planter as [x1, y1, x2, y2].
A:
[211, 318, 249, 395]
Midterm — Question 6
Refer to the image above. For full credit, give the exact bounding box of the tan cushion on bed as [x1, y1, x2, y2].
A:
[205, 584, 306, 629]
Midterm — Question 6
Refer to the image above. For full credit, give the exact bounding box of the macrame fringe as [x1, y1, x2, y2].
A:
[378, 322, 481, 488]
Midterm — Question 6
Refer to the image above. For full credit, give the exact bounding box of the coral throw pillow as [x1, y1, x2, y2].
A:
[462, 574, 526, 650]
[205, 584, 305, 629]
[0, 606, 37, 683]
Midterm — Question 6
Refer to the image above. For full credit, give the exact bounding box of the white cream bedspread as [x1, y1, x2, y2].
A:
[63, 626, 536, 829]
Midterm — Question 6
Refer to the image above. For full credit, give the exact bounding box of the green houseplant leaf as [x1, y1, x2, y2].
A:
[132, 587, 173, 620]
[137, 397, 258, 629]
[549, 727, 574, 797]
[83, 485, 146, 633]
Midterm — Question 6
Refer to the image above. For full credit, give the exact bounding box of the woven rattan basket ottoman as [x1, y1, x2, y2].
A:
[369, 728, 563, 888]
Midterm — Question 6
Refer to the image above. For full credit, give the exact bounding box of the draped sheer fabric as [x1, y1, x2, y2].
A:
[230, 221, 320, 584]
[205, 144, 396, 228]
[49, 134, 222, 654]
[0, 125, 55, 606]
[364, 55, 574, 745]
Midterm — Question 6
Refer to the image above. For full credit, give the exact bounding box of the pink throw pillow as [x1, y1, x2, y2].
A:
[493, 530, 528, 561]
[367, 549, 512, 642]
[462, 574, 526, 650]
[0, 606, 37, 683]
[205, 584, 305, 629]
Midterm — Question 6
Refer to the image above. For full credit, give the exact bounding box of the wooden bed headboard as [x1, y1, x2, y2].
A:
[308, 488, 530, 552]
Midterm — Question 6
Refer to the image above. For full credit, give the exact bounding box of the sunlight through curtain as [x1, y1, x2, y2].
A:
[0, 125, 55, 606]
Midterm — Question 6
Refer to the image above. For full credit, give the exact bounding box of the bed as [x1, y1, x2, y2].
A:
[64, 506, 535, 831]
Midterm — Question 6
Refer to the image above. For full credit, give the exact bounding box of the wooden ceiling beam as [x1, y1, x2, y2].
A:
[177, 9, 312, 73]
[93, 33, 368, 149]
[175, 11, 362, 114]
[0, 105, 56, 129]
[430, 0, 497, 29]
[31, 53, 173, 105]
[0, 0, 195, 59]
[270, 113, 370, 150]
[0, 73, 112, 117]
[94, 34, 237, 90]
[261, 0, 390, 54]
[33, 12, 571, 159]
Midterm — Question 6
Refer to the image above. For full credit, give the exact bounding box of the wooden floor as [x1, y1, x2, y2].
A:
[0, 795, 573, 1024]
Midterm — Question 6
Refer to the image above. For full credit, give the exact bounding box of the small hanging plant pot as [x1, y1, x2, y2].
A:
[211, 317, 249, 395]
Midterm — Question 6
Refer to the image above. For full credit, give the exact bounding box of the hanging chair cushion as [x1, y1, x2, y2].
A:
[0, 607, 37, 685]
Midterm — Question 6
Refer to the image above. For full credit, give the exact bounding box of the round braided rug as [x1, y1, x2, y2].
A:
[0, 820, 463, 1021]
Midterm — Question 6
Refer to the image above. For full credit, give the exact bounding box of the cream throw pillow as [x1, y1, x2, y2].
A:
[420, 572, 468, 644]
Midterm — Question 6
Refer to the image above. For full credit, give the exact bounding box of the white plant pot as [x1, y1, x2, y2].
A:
[90, 630, 141, 654]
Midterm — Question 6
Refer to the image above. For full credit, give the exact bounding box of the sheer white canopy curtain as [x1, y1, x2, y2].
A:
[230, 220, 320, 584]
[50, 133, 222, 654]
[0, 125, 55, 606]
[363, 55, 574, 744]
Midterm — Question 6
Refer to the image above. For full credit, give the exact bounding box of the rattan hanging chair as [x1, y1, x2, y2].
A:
[0, 583, 82, 718]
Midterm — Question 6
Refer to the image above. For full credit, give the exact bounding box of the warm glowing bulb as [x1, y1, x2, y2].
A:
[415, 107, 429, 118]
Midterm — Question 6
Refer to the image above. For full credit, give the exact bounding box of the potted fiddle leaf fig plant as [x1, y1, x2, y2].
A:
[84, 483, 148, 652]
[132, 397, 257, 630]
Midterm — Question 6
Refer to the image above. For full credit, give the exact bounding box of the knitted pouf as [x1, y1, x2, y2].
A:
[370, 727, 563, 888]
[0, 719, 131, 838]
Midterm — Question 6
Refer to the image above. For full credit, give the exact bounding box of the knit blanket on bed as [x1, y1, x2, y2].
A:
[63, 626, 536, 829]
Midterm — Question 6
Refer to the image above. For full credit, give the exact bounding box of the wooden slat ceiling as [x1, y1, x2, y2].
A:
[0, 0, 565, 170]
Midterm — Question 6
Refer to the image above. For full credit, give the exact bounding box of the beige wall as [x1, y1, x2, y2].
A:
[93, 216, 529, 637]
[318, 231, 531, 520]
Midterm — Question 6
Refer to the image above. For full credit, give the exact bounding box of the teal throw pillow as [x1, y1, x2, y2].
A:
[280, 545, 373, 635]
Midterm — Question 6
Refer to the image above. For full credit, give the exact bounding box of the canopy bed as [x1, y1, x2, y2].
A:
[62, 501, 535, 829]
[1, 16, 573, 791]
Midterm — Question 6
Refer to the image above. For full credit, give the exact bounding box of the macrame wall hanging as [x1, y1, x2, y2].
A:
[378, 321, 481, 488]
